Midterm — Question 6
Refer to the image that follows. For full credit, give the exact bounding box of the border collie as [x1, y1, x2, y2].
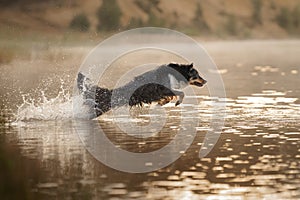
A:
[77, 63, 206, 118]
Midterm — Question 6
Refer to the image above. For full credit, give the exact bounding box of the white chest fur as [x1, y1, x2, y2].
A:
[168, 74, 188, 90]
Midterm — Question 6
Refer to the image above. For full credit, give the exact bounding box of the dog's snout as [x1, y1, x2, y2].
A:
[197, 77, 207, 85]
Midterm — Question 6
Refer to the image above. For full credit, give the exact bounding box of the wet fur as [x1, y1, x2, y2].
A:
[77, 63, 206, 118]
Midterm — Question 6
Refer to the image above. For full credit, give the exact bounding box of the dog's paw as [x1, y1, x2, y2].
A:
[175, 100, 181, 106]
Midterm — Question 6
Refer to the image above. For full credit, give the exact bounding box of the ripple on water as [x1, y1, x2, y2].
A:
[216, 157, 233, 162]
[223, 128, 240, 134]
[103, 183, 128, 196]
[239, 134, 258, 138]
[128, 191, 144, 198]
[108, 189, 128, 196]
[37, 182, 59, 189]
[263, 134, 280, 139]
[233, 160, 250, 165]
[252, 90, 286, 96]
[212, 166, 224, 171]
[235, 125, 258, 130]
[209, 183, 230, 190]
[284, 132, 300, 136]
[216, 173, 236, 179]
[181, 171, 206, 179]
[152, 181, 185, 188]
[167, 175, 180, 181]
[236, 96, 277, 105]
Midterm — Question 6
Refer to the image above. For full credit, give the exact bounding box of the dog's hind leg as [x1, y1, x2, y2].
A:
[157, 96, 175, 106]
[77, 73, 113, 118]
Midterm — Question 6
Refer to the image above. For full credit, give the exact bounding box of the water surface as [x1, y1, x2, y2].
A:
[0, 40, 299, 199]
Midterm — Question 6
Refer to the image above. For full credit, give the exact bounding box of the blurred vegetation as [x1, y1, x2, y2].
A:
[291, 5, 300, 32]
[97, 0, 122, 31]
[132, 0, 164, 27]
[1, 0, 300, 40]
[276, 5, 300, 33]
[277, 7, 293, 31]
[127, 17, 144, 29]
[226, 15, 238, 36]
[69, 13, 90, 32]
[193, 3, 209, 32]
[135, 0, 151, 13]
[147, 11, 165, 27]
[252, 0, 262, 25]
[293, 5, 300, 28]
[134, 0, 160, 13]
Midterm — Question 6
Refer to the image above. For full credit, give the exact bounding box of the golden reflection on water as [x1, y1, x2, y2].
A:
[2, 88, 300, 199]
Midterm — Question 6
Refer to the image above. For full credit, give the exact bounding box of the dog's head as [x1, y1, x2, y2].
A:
[167, 63, 207, 87]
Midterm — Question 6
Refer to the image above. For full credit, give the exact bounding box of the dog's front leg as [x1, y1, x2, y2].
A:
[172, 90, 184, 106]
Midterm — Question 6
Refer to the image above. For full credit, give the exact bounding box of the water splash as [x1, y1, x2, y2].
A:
[15, 80, 74, 121]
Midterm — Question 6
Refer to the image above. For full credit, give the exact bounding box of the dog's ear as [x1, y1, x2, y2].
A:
[188, 63, 193, 69]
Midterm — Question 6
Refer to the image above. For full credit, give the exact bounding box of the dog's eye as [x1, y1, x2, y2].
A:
[189, 70, 198, 76]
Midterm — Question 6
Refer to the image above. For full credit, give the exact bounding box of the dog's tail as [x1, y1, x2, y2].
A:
[77, 72, 112, 118]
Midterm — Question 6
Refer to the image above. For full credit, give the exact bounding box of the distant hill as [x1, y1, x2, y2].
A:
[0, 0, 299, 38]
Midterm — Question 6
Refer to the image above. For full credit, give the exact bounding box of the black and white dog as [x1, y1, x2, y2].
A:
[77, 63, 206, 118]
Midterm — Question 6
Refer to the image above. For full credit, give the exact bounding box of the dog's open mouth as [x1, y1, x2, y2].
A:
[192, 82, 204, 87]
[190, 79, 207, 87]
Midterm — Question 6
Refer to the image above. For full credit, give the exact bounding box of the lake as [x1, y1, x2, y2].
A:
[0, 40, 299, 199]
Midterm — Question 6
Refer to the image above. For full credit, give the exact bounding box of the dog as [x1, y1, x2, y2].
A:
[77, 63, 206, 118]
